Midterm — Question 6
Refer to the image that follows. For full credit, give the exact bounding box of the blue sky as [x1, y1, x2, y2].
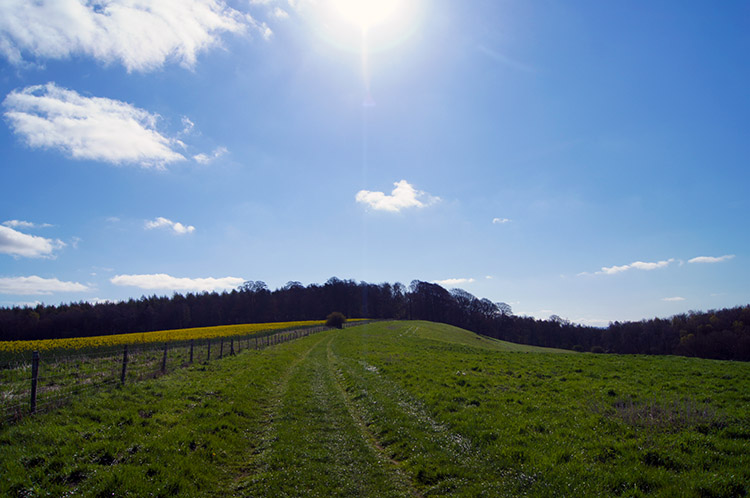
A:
[0, 0, 748, 326]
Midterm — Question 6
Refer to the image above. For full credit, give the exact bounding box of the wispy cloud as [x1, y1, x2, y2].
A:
[0, 0, 258, 72]
[4, 83, 187, 168]
[433, 278, 475, 287]
[492, 217, 511, 224]
[0, 225, 65, 258]
[356, 180, 440, 213]
[0, 276, 89, 295]
[579, 258, 675, 276]
[193, 146, 228, 164]
[145, 217, 196, 235]
[662, 296, 686, 302]
[111, 273, 243, 292]
[2, 220, 52, 229]
[688, 255, 735, 264]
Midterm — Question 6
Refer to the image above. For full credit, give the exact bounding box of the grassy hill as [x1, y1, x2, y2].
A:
[1, 321, 748, 497]
[406, 320, 570, 352]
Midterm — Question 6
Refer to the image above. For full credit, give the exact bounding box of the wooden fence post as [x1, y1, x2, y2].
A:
[207, 339, 211, 361]
[230, 338, 235, 355]
[161, 343, 168, 374]
[219, 338, 224, 359]
[30, 351, 40, 414]
[120, 345, 128, 385]
[189, 339, 194, 363]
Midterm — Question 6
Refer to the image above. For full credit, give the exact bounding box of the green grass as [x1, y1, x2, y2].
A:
[407, 320, 570, 352]
[1, 321, 748, 497]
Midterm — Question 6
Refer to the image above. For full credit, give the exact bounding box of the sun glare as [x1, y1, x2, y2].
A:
[329, 0, 402, 30]
[313, 0, 422, 53]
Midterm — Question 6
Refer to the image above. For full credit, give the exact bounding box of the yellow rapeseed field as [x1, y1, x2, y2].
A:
[0, 320, 326, 354]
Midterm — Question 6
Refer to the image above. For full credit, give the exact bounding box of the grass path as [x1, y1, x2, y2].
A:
[232, 334, 413, 497]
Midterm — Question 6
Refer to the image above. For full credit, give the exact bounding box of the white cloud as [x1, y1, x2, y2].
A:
[433, 278, 475, 287]
[0, 225, 65, 258]
[111, 273, 243, 292]
[181, 117, 195, 135]
[0, 0, 257, 72]
[492, 217, 511, 224]
[87, 297, 113, 305]
[272, 7, 289, 19]
[193, 146, 228, 164]
[0, 276, 89, 295]
[145, 217, 196, 235]
[356, 180, 439, 213]
[4, 83, 186, 168]
[662, 296, 686, 302]
[688, 255, 735, 264]
[595, 258, 674, 275]
[3, 220, 53, 229]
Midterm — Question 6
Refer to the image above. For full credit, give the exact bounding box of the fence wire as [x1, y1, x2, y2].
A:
[0, 322, 367, 425]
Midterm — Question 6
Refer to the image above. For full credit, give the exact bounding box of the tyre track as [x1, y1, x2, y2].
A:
[325, 336, 423, 498]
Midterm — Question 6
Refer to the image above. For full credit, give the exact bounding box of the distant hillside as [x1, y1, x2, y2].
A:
[1, 278, 748, 360]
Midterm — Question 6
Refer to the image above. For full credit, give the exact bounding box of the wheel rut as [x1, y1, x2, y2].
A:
[325, 337, 423, 498]
[230, 331, 412, 497]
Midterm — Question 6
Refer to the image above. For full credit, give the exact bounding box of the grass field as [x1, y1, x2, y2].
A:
[1, 320, 748, 497]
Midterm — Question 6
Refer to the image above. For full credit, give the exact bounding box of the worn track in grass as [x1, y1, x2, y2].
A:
[232, 334, 414, 497]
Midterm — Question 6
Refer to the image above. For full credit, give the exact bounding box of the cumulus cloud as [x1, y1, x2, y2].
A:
[688, 255, 735, 264]
[0, 0, 259, 72]
[355, 180, 439, 213]
[662, 296, 686, 302]
[145, 217, 196, 235]
[3, 220, 53, 229]
[492, 217, 511, 224]
[4, 83, 186, 167]
[595, 258, 675, 275]
[0, 225, 65, 258]
[111, 273, 243, 292]
[433, 278, 475, 287]
[0, 276, 89, 295]
[193, 146, 228, 164]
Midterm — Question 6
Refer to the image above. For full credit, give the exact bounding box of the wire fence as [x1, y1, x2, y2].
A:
[0, 321, 368, 426]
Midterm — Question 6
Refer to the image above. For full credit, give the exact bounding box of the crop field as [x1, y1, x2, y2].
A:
[0, 320, 328, 358]
[0, 320, 330, 424]
[1, 321, 748, 497]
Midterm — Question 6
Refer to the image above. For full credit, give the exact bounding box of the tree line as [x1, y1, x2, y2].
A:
[1, 278, 748, 361]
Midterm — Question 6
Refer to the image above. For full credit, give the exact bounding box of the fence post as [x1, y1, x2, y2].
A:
[219, 338, 224, 359]
[161, 343, 168, 374]
[189, 339, 194, 363]
[207, 339, 211, 361]
[30, 351, 40, 414]
[120, 345, 128, 385]
[230, 338, 235, 356]
[254, 337, 258, 349]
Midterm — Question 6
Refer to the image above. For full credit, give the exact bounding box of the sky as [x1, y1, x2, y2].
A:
[0, 0, 748, 326]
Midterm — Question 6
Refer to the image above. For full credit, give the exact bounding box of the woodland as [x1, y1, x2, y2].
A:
[1, 278, 748, 361]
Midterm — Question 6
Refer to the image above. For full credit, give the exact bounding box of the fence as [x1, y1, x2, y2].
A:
[0, 321, 367, 426]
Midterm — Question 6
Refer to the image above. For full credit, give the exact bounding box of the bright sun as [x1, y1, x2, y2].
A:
[314, 0, 422, 53]
[328, 0, 403, 30]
